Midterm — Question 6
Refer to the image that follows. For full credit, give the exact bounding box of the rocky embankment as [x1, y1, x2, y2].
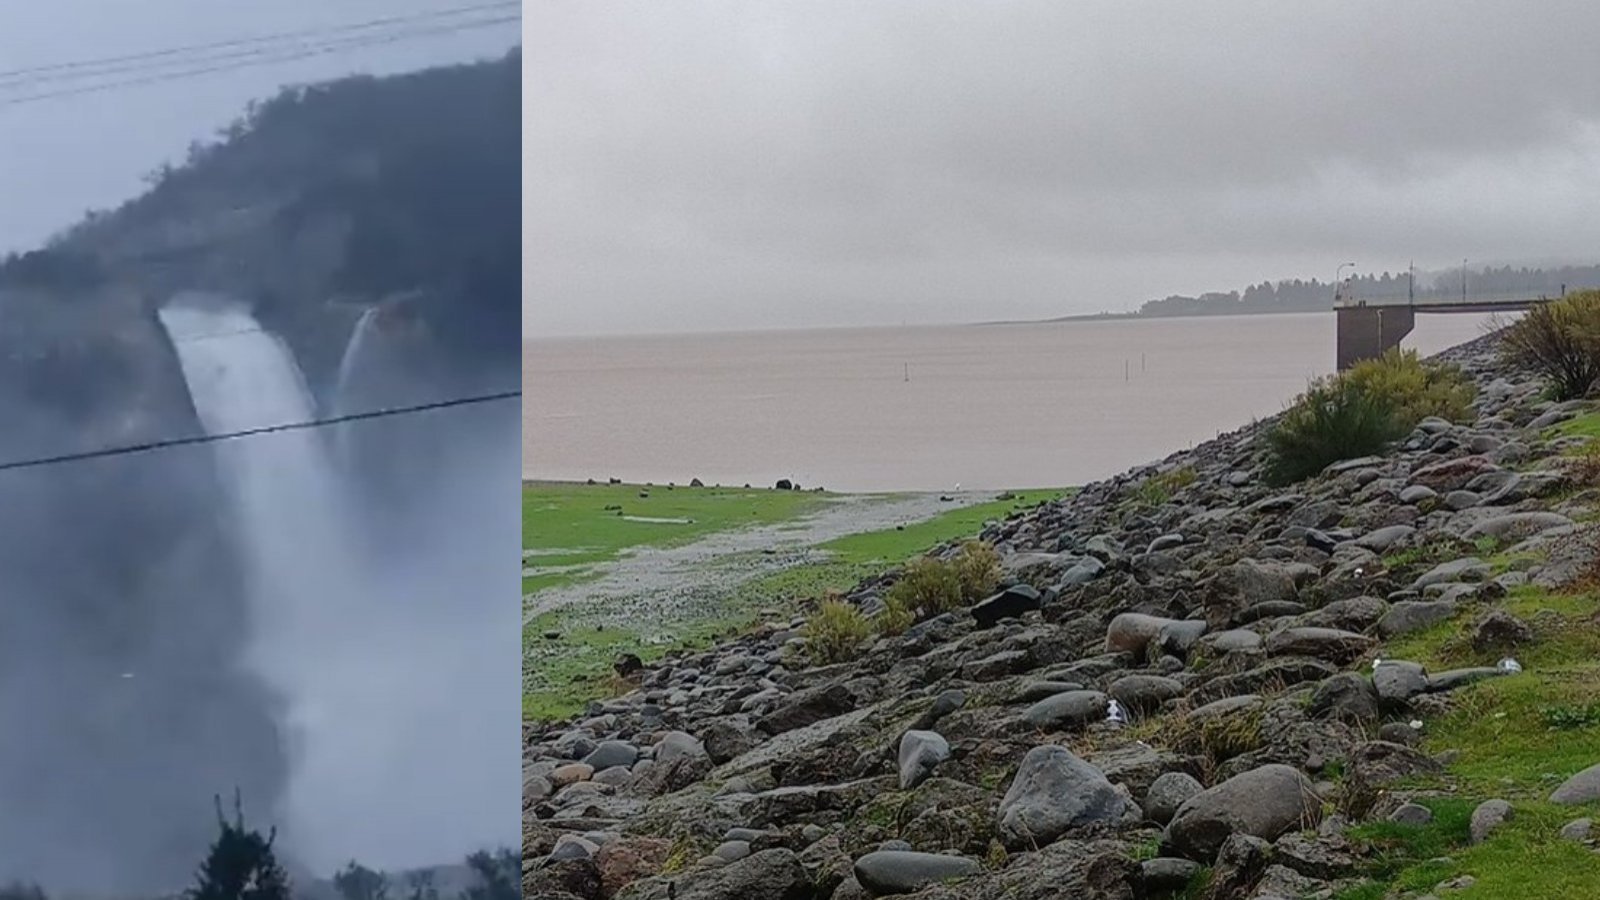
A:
[523, 331, 1600, 900]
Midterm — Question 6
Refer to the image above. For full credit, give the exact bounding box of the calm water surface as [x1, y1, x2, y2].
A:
[524, 312, 1500, 492]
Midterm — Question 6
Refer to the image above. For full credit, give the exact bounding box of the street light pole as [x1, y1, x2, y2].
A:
[1462, 258, 1468, 304]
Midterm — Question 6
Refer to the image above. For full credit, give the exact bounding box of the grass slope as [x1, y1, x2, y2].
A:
[522, 482, 833, 594]
[1334, 554, 1600, 897]
[522, 485, 1064, 721]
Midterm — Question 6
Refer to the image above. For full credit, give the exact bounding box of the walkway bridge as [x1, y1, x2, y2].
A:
[1334, 288, 1568, 370]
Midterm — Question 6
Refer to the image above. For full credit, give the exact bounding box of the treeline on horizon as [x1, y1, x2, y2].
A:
[1133, 262, 1600, 318]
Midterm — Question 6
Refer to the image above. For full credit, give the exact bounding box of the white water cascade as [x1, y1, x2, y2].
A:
[158, 293, 517, 873]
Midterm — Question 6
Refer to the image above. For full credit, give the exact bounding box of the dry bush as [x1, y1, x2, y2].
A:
[804, 595, 873, 665]
[1499, 289, 1600, 400]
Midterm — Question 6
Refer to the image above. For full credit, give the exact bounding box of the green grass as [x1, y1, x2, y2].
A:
[1341, 579, 1600, 899]
[1552, 408, 1600, 440]
[522, 486, 1066, 721]
[522, 481, 833, 593]
[821, 489, 1064, 565]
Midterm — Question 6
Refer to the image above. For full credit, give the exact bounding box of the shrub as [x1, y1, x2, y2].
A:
[887, 555, 964, 616]
[876, 596, 916, 636]
[1131, 465, 1197, 507]
[951, 540, 1001, 601]
[1499, 289, 1600, 400]
[1265, 376, 1410, 485]
[804, 596, 873, 664]
[887, 541, 1000, 618]
[1264, 350, 1476, 486]
[1343, 349, 1475, 425]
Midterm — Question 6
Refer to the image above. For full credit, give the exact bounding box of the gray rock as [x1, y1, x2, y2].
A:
[1411, 557, 1488, 590]
[1156, 618, 1210, 657]
[583, 740, 640, 770]
[551, 834, 601, 860]
[713, 840, 752, 862]
[1105, 612, 1184, 655]
[616, 848, 814, 900]
[1378, 600, 1457, 637]
[1426, 667, 1504, 692]
[971, 584, 1043, 628]
[552, 730, 599, 760]
[655, 730, 709, 766]
[700, 716, 761, 764]
[1377, 721, 1423, 746]
[1443, 490, 1481, 510]
[1197, 629, 1263, 655]
[1561, 818, 1593, 841]
[1297, 595, 1389, 632]
[851, 851, 979, 896]
[1471, 611, 1534, 650]
[1462, 511, 1574, 541]
[1353, 524, 1418, 552]
[1012, 680, 1086, 703]
[1469, 799, 1513, 844]
[1373, 660, 1429, 705]
[1148, 533, 1186, 553]
[1389, 803, 1434, 826]
[1022, 690, 1110, 731]
[897, 730, 951, 790]
[1107, 674, 1184, 715]
[1551, 762, 1600, 805]
[997, 745, 1126, 848]
[1398, 484, 1437, 504]
[1308, 672, 1380, 723]
[1145, 772, 1205, 826]
[1164, 764, 1321, 861]
[1263, 626, 1375, 665]
[1140, 857, 1202, 891]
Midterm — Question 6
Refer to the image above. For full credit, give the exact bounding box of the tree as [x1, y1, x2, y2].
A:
[458, 849, 518, 900]
[0, 883, 47, 900]
[402, 871, 439, 900]
[333, 862, 389, 900]
[186, 792, 292, 900]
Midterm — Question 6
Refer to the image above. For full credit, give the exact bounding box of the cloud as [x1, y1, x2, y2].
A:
[526, 0, 1600, 335]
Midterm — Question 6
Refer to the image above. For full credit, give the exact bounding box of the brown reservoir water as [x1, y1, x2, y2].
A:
[524, 311, 1502, 492]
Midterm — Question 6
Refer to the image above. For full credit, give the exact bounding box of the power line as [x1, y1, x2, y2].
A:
[0, 15, 519, 108]
[0, 2, 519, 85]
[0, 388, 520, 476]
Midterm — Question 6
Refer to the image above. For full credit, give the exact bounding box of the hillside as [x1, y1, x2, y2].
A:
[0, 51, 518, 892]
[523, 330, 1600, 899]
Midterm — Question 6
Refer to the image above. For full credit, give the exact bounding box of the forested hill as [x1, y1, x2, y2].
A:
[1078, 263, 1600, 321]
[0, 47, 521, 397]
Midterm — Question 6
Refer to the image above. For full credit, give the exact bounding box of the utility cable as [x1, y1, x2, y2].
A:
[0, 388, 520, 475]
[0, 14, 519, 107]
[0, 2, 519, 85]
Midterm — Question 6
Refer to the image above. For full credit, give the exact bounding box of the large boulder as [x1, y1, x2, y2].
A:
[997, 746, 1127, 849]
[1164, 764, 1321, 861]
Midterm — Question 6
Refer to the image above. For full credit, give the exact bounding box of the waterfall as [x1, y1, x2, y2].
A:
[157, 292, 518, 874]
[333, 306, 381, 472]
[158, 294, 364, 868]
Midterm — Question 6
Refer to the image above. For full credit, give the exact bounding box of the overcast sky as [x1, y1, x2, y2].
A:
[0, 0, 517, 254]
[528, 0, 1600, 337]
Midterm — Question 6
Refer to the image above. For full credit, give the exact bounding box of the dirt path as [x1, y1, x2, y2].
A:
[523, 490, 1001, 624]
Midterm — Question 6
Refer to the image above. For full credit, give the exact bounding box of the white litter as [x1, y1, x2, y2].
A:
[1106, 699, 1128, 726]
[1497, 657, 1523, 673]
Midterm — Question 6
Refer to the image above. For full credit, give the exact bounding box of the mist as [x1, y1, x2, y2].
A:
[527, 0, 1600, 337]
